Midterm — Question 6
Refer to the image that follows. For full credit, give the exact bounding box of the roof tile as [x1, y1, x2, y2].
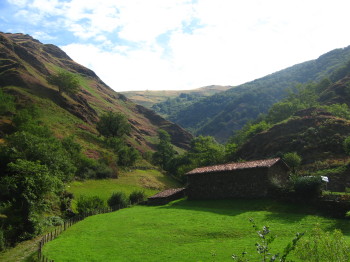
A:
[186, 158, 282, 175]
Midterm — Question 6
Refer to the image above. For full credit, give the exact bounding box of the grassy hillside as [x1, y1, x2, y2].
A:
[121, 85, 231, 109]
[67, 169, 181, 209]
[169, 46, 350, 142]
[42, 199, 350, 261]
[0, 32, 193, 152]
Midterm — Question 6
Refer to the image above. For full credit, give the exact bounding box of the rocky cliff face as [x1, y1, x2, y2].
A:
[0, 32, 192, 151]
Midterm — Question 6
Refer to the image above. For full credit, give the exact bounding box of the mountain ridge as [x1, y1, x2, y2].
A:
[0, 32, 193, 151]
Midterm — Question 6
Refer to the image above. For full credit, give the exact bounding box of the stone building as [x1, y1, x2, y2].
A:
[185, 158, 289, 200]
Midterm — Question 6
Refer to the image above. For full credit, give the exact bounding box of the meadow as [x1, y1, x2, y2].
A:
[67, 169, 180, 209]
[42, 199, 350, 261]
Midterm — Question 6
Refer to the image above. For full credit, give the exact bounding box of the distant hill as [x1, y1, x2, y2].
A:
[168, 46, 350, 142]
[121, 85, 231, 109]
[0, 32, 193, 152]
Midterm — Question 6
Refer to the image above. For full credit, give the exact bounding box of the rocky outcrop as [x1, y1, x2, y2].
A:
[237, 108, 350, 163]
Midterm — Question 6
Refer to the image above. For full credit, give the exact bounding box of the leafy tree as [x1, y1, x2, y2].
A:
[96, 111, 131, 138]
[47, 70, 80, 95]
[322, 103, 350, 120]
[283, 152, 302, 173]
[0, 159, 62, 240]
[152, 129, 176, 170]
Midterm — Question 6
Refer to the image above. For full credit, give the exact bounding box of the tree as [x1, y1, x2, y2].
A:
[96, 111, 131, 138]
[283, 152, 302, 174]
[152, 129, 176, 170]
[47, 70, 80, 95]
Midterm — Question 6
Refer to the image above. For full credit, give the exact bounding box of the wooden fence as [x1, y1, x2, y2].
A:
[37, 207, 116, 262]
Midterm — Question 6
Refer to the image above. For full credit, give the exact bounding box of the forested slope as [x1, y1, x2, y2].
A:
[170, 46, 350, 142]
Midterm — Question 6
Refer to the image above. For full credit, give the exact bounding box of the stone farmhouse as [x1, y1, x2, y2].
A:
[185, 158, 289, 200]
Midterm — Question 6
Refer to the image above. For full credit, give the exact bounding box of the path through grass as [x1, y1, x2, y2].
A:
[43, 199, 350, 261]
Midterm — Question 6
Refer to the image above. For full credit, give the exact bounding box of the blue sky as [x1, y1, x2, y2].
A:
[1, 0, 350, 91]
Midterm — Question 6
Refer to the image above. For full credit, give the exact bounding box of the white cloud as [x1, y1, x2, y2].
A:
[5, 0, 350, 91]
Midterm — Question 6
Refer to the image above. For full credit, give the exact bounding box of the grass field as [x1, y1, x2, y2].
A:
[42, 199, 350, 261]
[67, 169, 180, 209]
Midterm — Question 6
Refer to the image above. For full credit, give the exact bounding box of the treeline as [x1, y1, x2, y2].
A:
[151, 93, 206, 118]
[0, 90, 140, 249]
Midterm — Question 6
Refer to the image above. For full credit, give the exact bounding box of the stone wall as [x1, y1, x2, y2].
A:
[187, 167, 272, 200]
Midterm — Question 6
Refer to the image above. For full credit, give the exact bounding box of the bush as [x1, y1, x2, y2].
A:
[76, 196, 105, 214]
[107, 192, 128, 209]
[295, 227, 350, 261]
[293, 176, 322, 199]
[129, 190, 146, 204]
[45, 216, 64, 227]
[0, 229, 5, 251]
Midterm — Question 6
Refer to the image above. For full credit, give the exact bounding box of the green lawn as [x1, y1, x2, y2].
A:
[67, 169, 180, 209]
[42, 199, 350, 261]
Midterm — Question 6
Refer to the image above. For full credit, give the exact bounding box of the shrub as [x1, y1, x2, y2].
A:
[76, 196, 105, 214]
[45, 216, 64, 227]
[129, 190, 146, 204]
[107, 192, 128, 209]
[0, 229, 5, 251]
[295, 227, 350, 261]
[293, 176, 322, 199]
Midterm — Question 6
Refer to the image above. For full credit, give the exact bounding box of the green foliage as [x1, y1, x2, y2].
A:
[232, 121, 271, 145]
[322, 103, 350, 120]
[0, 159, 63, 241]
[152, 93, 206, 117]
[47, 70, 80, 95]
[295, 227, 350, 262]
[282, 152, 302, 173]
[3, 131, 76, 182]
[129, 190, 146, 204]
[96, 111, 131, 138]
[0, 89, 15, 114]
[152, 129, 176, 170]
[293, 176, 322, 199]
[343, 136, 350, 155]
[107, 192, 128, 209]
[76, 195, 105, 214]
[167, 135, 225, 180]
[233, 219, 303, 262]
[0, 229, 5, 251]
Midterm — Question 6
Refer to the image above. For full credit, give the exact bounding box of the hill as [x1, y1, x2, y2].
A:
[121, 85, 231, 110]
[0, 32, 193, 151]
[168, 46, 350, 142]
[0, 32, 192, 249]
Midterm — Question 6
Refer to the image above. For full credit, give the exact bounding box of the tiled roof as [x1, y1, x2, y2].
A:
[186, 158, 283, 175]
[148, 188, 186, 199]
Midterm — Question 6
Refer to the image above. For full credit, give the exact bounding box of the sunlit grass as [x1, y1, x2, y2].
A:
[67, 169, 181, 209]
[43, 199, 350, 262]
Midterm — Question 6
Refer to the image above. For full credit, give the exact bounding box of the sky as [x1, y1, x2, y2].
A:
[1, 1, 350, 92]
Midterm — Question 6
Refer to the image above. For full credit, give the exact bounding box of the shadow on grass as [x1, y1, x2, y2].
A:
[159, 198, 310, 222]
